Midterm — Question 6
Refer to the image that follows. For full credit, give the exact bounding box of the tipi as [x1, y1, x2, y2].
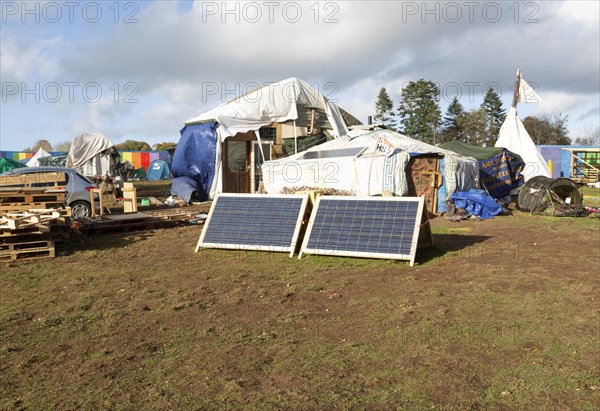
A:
[495, 69, 551, 181]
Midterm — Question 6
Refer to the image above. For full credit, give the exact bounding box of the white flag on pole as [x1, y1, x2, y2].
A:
[518, 77, 544, 104]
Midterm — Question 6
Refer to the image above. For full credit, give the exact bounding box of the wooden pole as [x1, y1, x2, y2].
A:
[511, 68, 521, 109]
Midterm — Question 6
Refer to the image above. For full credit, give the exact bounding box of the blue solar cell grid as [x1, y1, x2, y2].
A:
[197, 194, 308, 255]
[300, 196, 425, 265]
[297, 147, 366, 161]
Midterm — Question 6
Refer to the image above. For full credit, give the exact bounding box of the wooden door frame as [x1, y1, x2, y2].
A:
[223, 138, 251, 193]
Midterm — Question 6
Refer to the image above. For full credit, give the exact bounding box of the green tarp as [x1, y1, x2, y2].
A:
[440, 140, 525, 198]
[0, 157, 27, 174]
[440, 140, 505, 161]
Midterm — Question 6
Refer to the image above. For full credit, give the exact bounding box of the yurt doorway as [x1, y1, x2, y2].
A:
[223, 139, 250, 193]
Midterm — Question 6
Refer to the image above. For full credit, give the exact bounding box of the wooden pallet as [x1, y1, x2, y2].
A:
[0, 224, 70, 241]
[78, 213, 154, 234]
[147, 209, 207, 223]
[0, 192, 66, 204]
[81, 221, 158, 234]
[1, 231, 50, 243]
[0, 238, 55, 261]
[0, 209, 62, 230]
[77, 210, 206, 234]
[0, 202, 68, 213]
[0, 172, 66, 187]
[1, 225, 51, 236]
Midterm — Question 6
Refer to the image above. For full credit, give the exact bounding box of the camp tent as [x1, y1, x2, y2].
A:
[66, 133, 121, 178]
[495, 69, 551, 181]
[0, 157, 28, 174]
[440, 140, 524, 199]
[172, 77, 350, 202]
[147, 159, 171, 180]
[518, 176, 584, 216]
[25, 148, 51, 167]
[262, 127, 480, 215]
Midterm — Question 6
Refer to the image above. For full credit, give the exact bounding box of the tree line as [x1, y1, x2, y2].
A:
[374, 79, 578, 146]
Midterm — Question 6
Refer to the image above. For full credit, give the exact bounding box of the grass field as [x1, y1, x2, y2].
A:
[581, 186, 600, 207]
[1, 183, 599, 410]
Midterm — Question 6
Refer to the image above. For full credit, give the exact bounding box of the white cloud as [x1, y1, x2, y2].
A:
[532, 92, 596, 117]
[0, 0, 598, 149]
[558, 0, 600, 28]
[0, 33, 62, 83]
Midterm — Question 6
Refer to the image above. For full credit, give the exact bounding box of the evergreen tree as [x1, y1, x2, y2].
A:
[456, 109, 487, 146]
[440, 97, 465, 143]
[374, 87, 396, 130]
[481, 87, 506, 146]
[397, 79, 441, 144]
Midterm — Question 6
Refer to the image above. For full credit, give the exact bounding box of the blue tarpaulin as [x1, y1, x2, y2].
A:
[437, 157, 448, 214]
[451, 189, 503, 219]
[171, 122, 218, 202]
[478, 151, 524, 198]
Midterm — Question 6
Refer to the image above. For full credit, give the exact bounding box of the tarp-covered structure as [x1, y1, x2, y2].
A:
[0, 157, 27, 174]
[66, 133, 121, 178]
[147, 159, 172, 181]
[262, 127, 480, 214]
[172, 77, 349, 202]
[440, 140, 524, 198]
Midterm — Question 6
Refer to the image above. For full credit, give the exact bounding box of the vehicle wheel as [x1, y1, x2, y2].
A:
[70, 200, 91, 219]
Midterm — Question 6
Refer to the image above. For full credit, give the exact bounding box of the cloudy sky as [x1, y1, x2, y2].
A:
[1, 0, 598, 151]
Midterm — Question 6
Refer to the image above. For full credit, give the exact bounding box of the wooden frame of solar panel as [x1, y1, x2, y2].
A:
[195, 193, 309, 257]
[298, 196, 426, 266]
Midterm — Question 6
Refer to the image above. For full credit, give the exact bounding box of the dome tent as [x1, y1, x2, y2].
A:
[518, 176, 585, 216]
[146, 159, 171, 180]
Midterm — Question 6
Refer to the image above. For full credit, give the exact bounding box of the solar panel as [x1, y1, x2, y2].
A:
[195, 193, 309, 257]
[297, 147, 367, 160]
[299, 196, 429, 266]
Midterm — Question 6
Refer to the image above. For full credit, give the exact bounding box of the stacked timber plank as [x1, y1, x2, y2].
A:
[77, 212, 154, 234]
[77, 209, 207, 234]
[147, 209, 207, 224]
[0, 188, 70, 261]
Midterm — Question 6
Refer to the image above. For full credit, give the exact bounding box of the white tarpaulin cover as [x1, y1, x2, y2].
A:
[262, 128, 479, 200]
[182, 77, 350, 199]
[495, 107, 551, 181]
[66, 133, 117, 176]
[26, 148, 51, 167]
[185, 77, 348, 140]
